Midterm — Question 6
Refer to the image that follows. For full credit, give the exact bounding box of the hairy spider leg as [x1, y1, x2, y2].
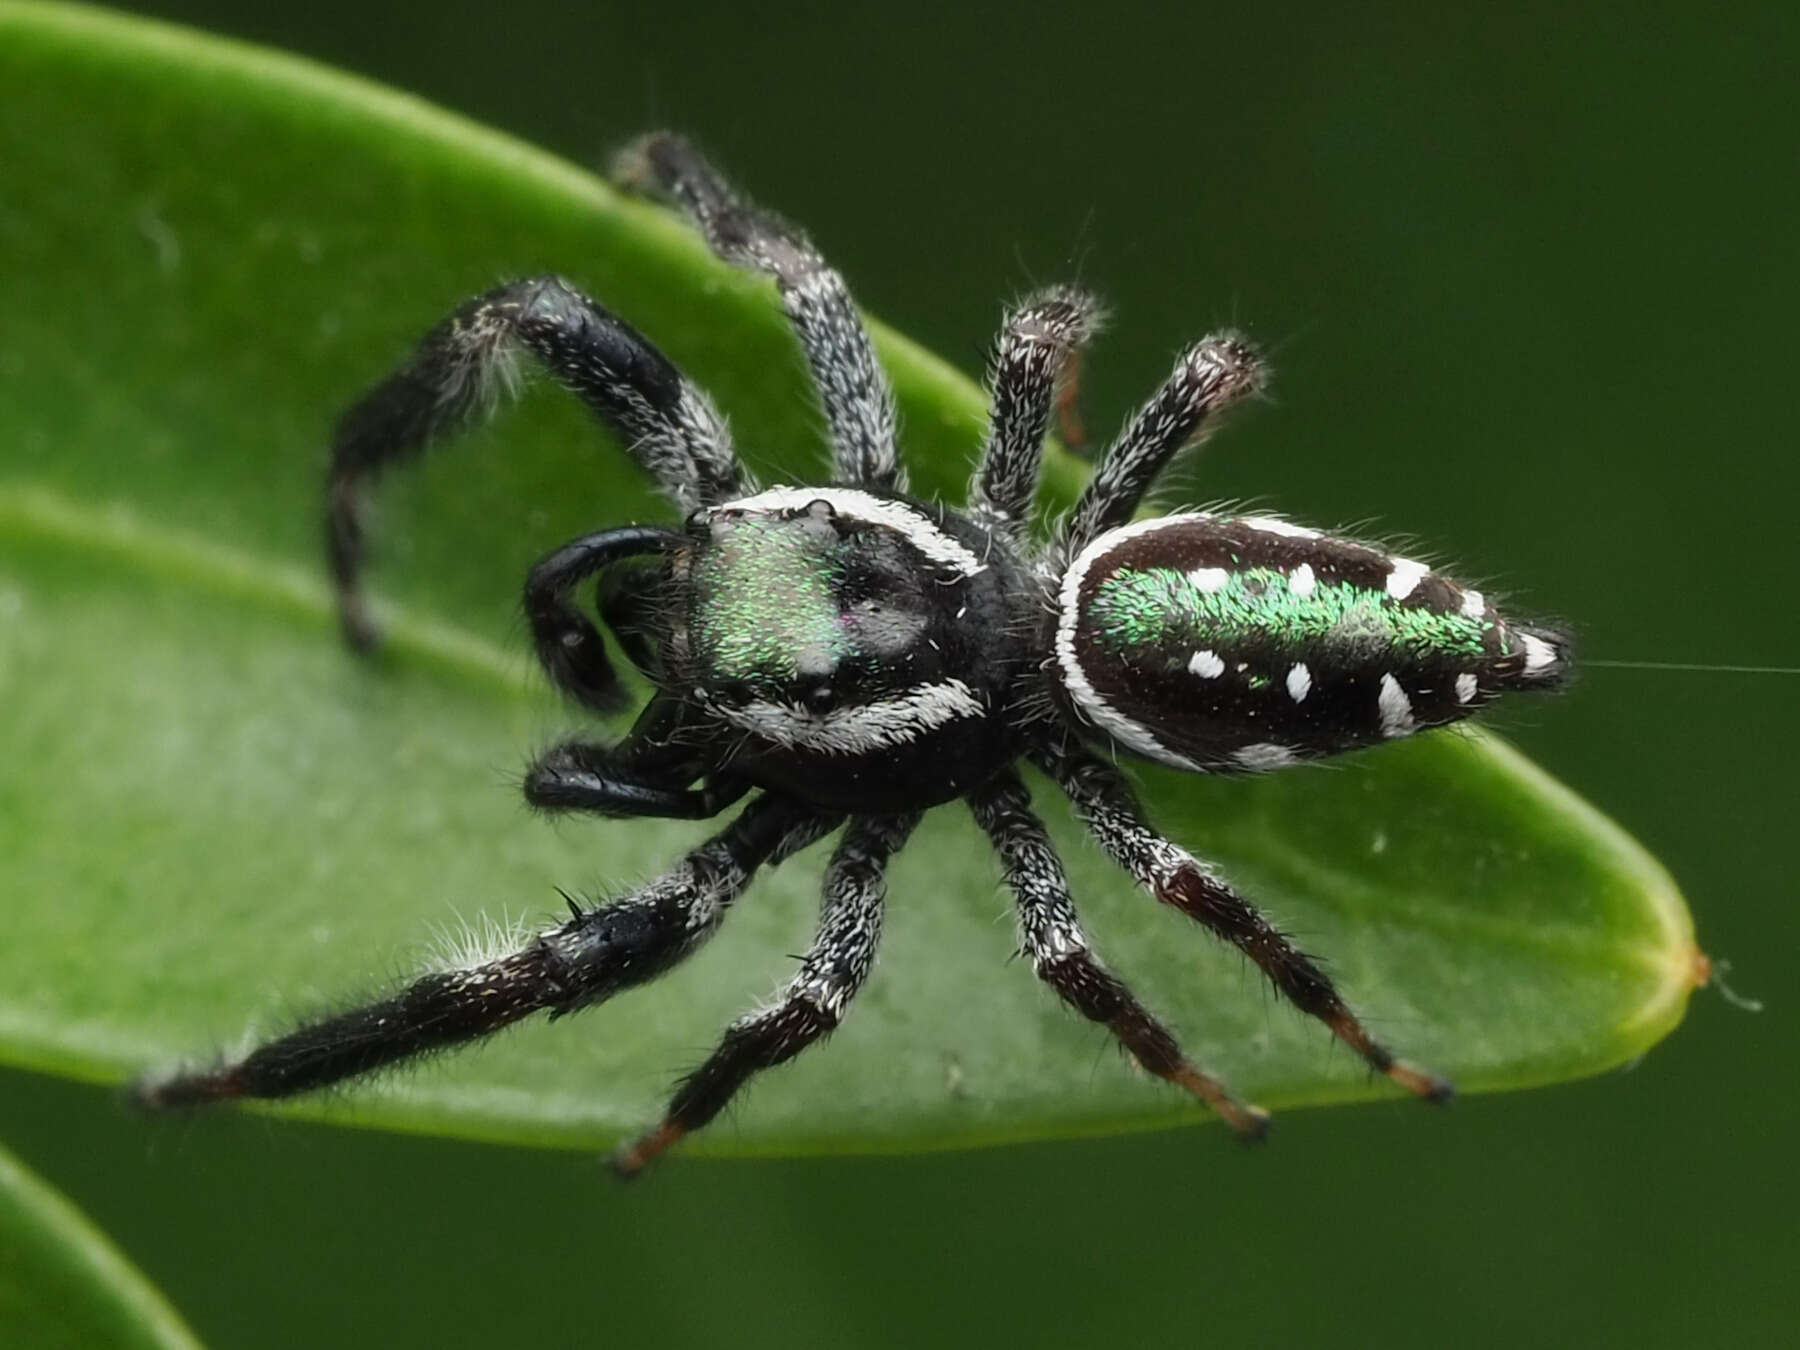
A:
[131, 795, 838, 1111]
[327, 275, 744, 651]
[524, 525, 682, 714]
[613, 132, 903, 492]
[1057, 335, 1265, 562]
[969, 286, 1103, 541]
[1038, 741, 1452, 1102]
[525, 695, 752, 821]
[966, 772, 1271, 1138]
[613, 811, 920, 1177]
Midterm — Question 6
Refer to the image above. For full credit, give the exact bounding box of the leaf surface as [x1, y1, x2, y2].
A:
[0, 3, 1700, 1155]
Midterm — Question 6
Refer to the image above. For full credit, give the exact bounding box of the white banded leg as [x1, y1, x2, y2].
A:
[966, 771, 1269, 1137]
[1057, 335, 1263, 561]
[1036, 741, 1452, 1101]
[614, 133, 902, 490]
[971, 287, 1102, 541]
[612, 810, 921, 1176]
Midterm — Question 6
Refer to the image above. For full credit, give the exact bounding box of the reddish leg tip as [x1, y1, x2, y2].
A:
[127, 1067, 247, 1112]
[608, 1120, 686, 1179]
[1389, 1060, 1455, 1103]
[1228, 1103, 1273, 1144]
[605, 1151, 647, 1182]
[1171, 1064, 1270, 1142]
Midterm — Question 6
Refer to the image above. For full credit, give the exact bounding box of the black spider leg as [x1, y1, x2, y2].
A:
[1036, 741, 1453, 1102]
[132, 794, 840, 1112]
[1055, 333, 1265, 562]
[522, 528, 751, 818]
[968, 287, 1102, 543]
[524, 525, 680, 715]
[966, 771, 1270, 1138]
[327, 276, 745, 651]
[597, 558, 666, 681]
[525, 694, 750, 822]
[612, 811, 920, 1177]
[613, 132, 902, 490]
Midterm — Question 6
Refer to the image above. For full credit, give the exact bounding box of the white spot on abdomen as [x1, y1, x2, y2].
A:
[1386, 558, 1429, 601]
[1460, 588, 1485, 619]
[1288, 563, 1316, 597]
[1286, 663, 1312, 702]
[1521, 633, 1559, 676]
[1378, 673, 1415, 737]
[1188, 567, 1230, 593]
[1455, 672, 1478, 704]
[1189, 649, 1225, 679]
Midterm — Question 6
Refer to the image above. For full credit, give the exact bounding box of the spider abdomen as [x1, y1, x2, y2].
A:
[1052, 513, 1571, 773]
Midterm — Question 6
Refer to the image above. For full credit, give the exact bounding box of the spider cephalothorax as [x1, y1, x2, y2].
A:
[667, 486, 1040, 812]
[138, 133, 1570, 1175]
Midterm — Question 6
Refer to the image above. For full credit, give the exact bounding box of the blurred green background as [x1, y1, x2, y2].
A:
[2, 2, 1793, 1346]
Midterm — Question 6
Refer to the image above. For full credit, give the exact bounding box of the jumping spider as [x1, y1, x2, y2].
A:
[137, 133, 1570, 1175]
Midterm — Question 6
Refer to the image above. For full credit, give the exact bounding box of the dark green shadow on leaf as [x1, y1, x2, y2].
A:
[0, 1, 1702, 1157]
[0, 1140, 206, 1350]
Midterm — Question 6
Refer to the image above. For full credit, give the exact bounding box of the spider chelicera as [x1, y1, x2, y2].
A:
[136, 132, 1570, 1175]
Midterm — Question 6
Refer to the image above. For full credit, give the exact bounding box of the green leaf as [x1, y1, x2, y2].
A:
[0, 2, 1701, 1156]
[0, 1140, 206, 1350]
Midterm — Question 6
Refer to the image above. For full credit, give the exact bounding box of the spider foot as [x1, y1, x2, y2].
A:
[1385, 1057, 1456, 1104]
[1326, 1013, 1454, 1102]
[608, 1120, 687, 1180]
[1169, 1064, 1271, 1141]
[127, 1063, 249, 1111]
[336, 591, 382, 656]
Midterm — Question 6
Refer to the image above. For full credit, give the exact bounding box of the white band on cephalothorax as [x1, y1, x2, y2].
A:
[716, 679, 985, 754]
[1054, 515, 1208, 772]
[716, 486, 986, 578]
[1235, 742, 1300, 771]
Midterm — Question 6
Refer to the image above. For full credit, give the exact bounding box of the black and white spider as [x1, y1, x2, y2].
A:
[137, 133, 1571, 1175]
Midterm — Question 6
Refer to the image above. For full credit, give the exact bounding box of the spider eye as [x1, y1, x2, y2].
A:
[801, 682, 837, 714]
